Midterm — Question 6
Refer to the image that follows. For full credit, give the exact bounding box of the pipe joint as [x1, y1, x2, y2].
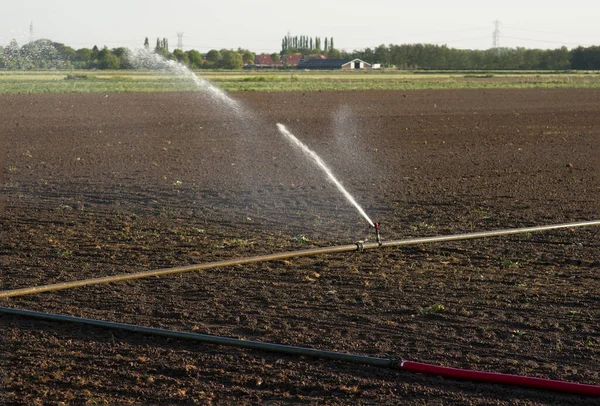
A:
[356, 241, 365, 251]
[387, 355, 403, 369]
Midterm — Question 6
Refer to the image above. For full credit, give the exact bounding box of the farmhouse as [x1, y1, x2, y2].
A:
[282, 53, 303, 67]
[297, 58, 371, 70]
[253, 54, 282, 68]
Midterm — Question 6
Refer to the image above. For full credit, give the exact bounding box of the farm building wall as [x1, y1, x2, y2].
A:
[341, 59, 372, 70]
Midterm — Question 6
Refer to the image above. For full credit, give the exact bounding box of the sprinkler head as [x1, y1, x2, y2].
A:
[373, 222, 382, 245]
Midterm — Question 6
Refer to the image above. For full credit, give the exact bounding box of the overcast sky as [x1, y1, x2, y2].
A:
[1, 1, 598, 53]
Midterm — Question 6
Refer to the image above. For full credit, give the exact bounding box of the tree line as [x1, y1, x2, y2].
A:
[1, 36, 599, 71]
[349, 44, 600, 70]
[0, 37, 252, 70]
[281, 34, 340, 59]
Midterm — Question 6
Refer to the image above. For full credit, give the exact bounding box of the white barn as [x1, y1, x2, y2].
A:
[341, 59, 372, 70]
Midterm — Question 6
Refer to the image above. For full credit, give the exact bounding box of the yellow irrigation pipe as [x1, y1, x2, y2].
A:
[1, 220, 598, 299]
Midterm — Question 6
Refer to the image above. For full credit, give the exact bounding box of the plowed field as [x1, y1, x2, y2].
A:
[1, 89, 599, 405]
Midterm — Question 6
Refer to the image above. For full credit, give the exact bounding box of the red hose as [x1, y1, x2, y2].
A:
[399, 361, 600, 397]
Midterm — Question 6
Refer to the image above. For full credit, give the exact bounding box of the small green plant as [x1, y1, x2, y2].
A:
[423, 304, 445, 314]
[511, 329, 526, 338]
[58, 249, 72, 258]
[8, 166, 17, 172]
[292, 235, 310, 244]
[501, 259, 519, 269]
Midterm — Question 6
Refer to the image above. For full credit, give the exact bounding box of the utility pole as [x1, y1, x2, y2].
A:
[29, 21, 34, 43]
[177, 32, 184, 50]
[492, 20, 501, 50]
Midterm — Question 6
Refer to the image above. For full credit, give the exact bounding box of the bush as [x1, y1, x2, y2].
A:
[65, 74, 89, 80]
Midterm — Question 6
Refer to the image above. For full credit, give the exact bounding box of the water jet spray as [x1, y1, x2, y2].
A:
[127, 48, 244, 117]
[276, 123, 375, 228]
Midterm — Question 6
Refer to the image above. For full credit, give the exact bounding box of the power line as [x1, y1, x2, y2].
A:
[442, 35, 490, 44]
[502, 35, 591, 47]
[502, 25, 568, 36]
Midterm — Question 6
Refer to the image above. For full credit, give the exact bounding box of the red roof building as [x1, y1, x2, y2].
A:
[283, 53, 303, 67]
[254, 54, 282, 68]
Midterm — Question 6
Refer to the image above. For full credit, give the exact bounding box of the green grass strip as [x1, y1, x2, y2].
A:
[0, 70, 599, 94]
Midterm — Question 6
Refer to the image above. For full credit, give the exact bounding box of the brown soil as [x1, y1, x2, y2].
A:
[1, 89, 599, 405]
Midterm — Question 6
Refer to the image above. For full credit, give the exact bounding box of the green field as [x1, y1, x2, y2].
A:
[1, 70, 599, 93]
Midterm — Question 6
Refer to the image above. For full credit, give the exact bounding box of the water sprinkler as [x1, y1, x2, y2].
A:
[1, 221, 598, 300]
[372, 222, 382, 246]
